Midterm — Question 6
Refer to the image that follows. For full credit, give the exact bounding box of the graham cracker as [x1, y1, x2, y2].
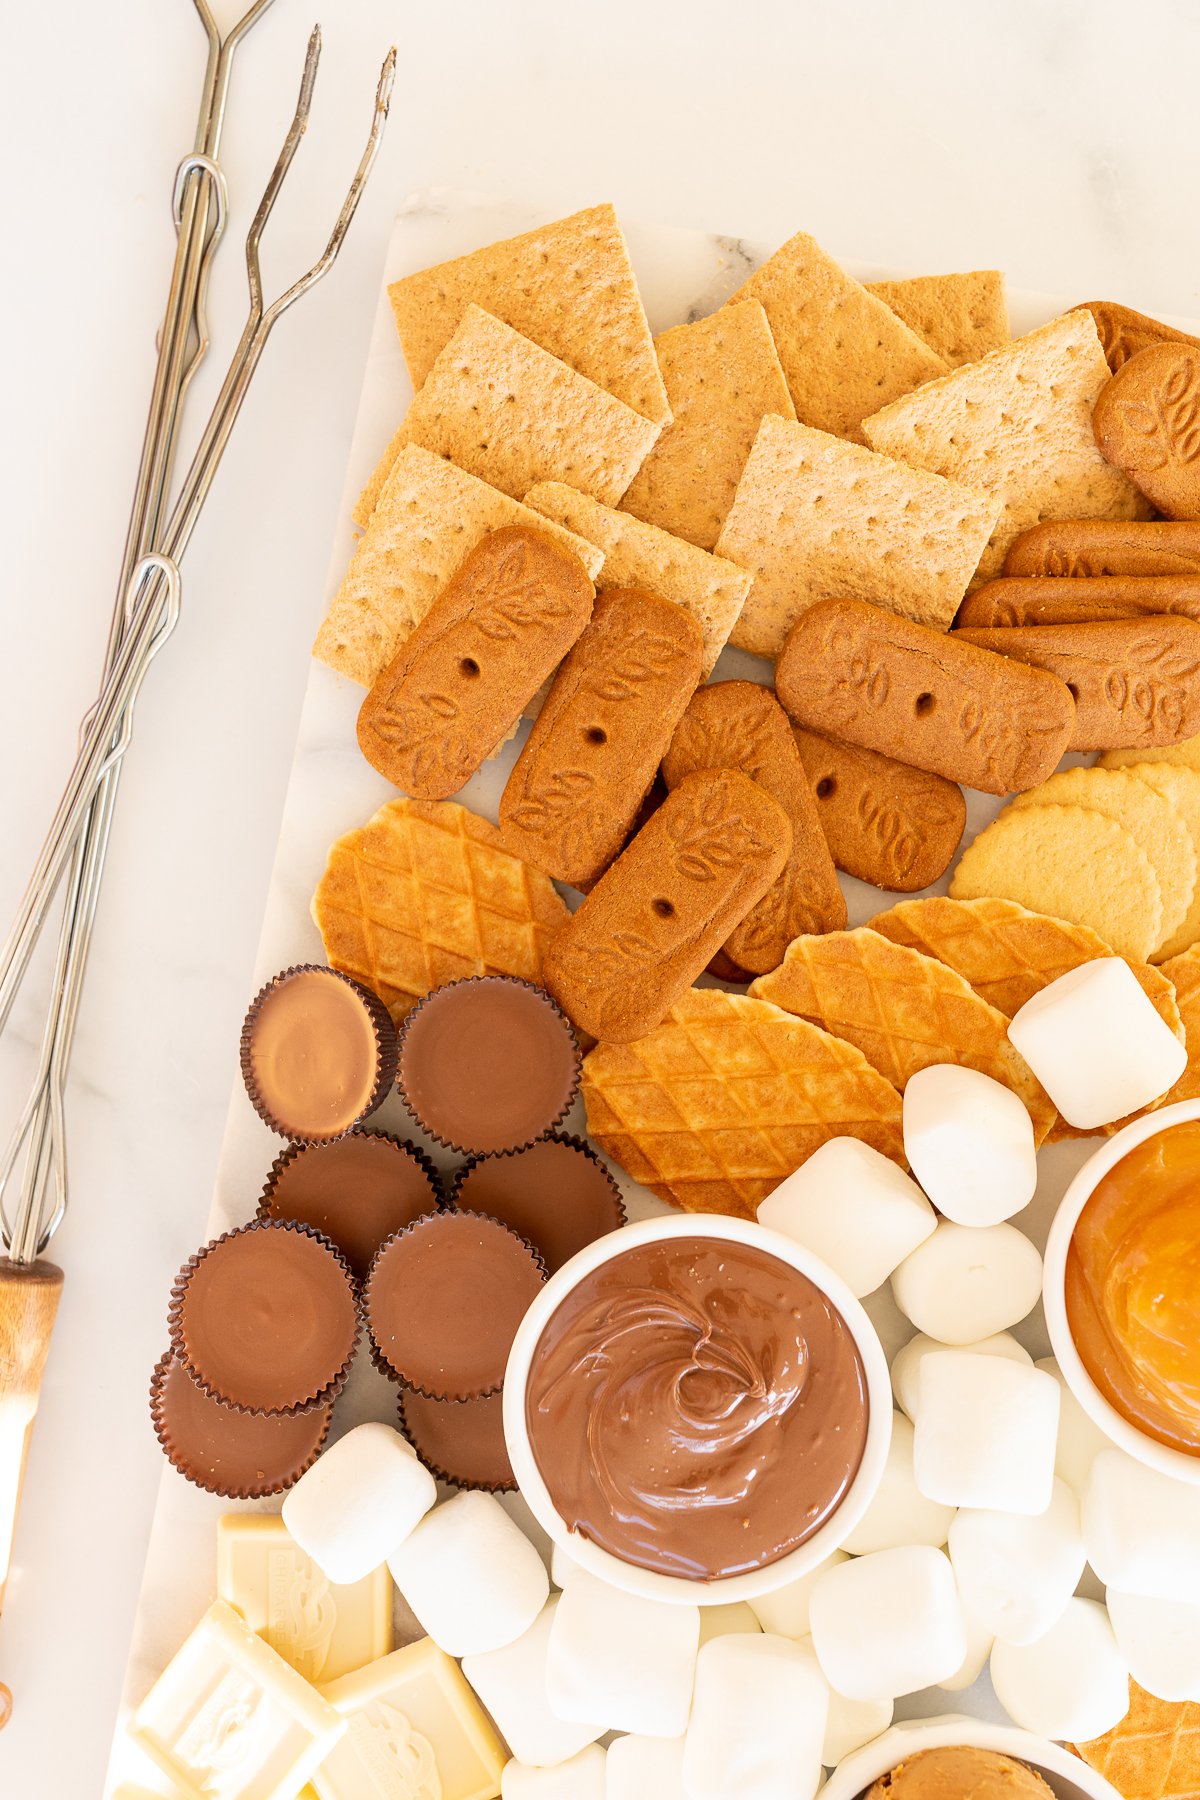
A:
[359, 306, 660, 522]
[313, 445, 604, 688]
[867, 271, 1009, 368]
[949, 801, 1165, 962]
[619, 299, 796, 551]
[523, 481, 751, 675]
[1069, 1681, 1200, 1800]
[712, 416, 1000, 658]
[863, 309, 1152, 586]
[386, 203, 670, 424]
[725, 230, 947, 441]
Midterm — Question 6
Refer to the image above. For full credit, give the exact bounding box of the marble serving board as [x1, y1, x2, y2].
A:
[103, 193, 1140, 1795]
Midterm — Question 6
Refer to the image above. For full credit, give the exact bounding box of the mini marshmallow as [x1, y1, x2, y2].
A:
[547, 1567, 699, 1737]
[683, 1635, 828, 1800]
[891, 1222, 1043, 1344]
[892, 1332, 1032, 1421]
[948, 1478, 1085, 1646]
[1106, 1589, 1200, 1703]
[756, 1137, 935, 1296]
[746, 1550, 848, 1640]
[809, 1546, 967, 1701]
[502, 1745, 606, 1799]
[902, 1065, 1037, 1226]
[990, 1598, 1130, 1742]
[463, 1597, 604, 1768]
[697, 1602, 761, 1645]
[840, 1412, 955, 1553]
[1082, 1449, 1200, 1602]
[1007, 958, 1187, 1129]
[605, 1734, 687, 1800]
[937, 1593, 995, 1693]
[388, 1490, 549, 1657]
[914, 1353, 1059, 1514]
[281, 1421, 435, 1585]
[1034, 1358, 1111, 1496]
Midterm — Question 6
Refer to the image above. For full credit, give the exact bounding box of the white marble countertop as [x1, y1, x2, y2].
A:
[3, 1, 1200, 1792]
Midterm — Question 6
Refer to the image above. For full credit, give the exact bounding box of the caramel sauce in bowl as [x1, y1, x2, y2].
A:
[1044, 1097, 1200, 1486]
[503, 1215, 893, 1604]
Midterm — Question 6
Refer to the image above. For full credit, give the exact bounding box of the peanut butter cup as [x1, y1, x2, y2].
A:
[450, 1134, 624, 1274]
[398, 1387, 516, 1493]
[395, 975, 579, 1155]
[258, 1132, 441, 1281]
[364, 1210, 545, 1399]
[169, 1220, 358, 1414]
[241, 964, 398, 1142]
[150, 1351, 332, 1498]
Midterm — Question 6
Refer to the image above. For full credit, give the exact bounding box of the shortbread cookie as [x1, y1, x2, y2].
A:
[1100, 735, 1200, 773]
[958, 575, 1200, 629]
[791, 726, 966, 892]
[1005, 519, 1200, 578]
[1079, 300, 1200, 371]
[1093, 343, 1200, 519]
[1124, 763, 1200, 959]
[1161, 944, 1200, 1108]
[867, 270, 1009, 368]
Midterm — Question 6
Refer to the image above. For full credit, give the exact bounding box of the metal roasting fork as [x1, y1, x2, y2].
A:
[0, 0, 395, 1696]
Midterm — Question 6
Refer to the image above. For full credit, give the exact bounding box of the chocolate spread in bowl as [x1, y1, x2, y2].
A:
[524, 1234, 869, 1581]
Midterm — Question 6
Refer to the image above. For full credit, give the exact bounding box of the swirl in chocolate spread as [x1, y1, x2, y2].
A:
[524, 1236, 869, 1581]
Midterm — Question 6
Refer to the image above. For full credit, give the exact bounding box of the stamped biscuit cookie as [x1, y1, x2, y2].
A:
[357, 528, 595, 799]
[958, 575, 1200, 629]
[661, 682, 845, 975]
[541, 768, 792, 1043]
[776, 598, 1075, 795]
[1004, 519, 1200, 579]
[954, 617, 1200, 751]
[791, 725, 965, 893]
[1079, 300, 1200, 372]
[1093, 343, 1200, 519]
[499, 589, 704, 889]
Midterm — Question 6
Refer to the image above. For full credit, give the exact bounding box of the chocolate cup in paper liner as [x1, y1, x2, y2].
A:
[150, 1350, 332, 1499]
[240, 962, 399, 1144]
[448, 1132, 625, 1274]
[257, 1130, 443, 1282]
[395, 975, 581, 1156]
[168, 1219, 359, 1415]
[397, 1385, 517, 1494]
[363, 1209, 546, 1400]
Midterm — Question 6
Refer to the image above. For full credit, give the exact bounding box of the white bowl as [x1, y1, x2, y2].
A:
[821, 1714, 1122, 1800]
[1042, 1096, 1200, 1486]
[503, 1213, 893, 1604]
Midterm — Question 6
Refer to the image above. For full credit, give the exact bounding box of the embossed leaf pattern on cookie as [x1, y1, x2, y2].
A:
[666, 788, 770, 880]
[673, 710, 772, 783]
[472, 539, 578, 640]
[368, 688, 477, 794]
[589, 629, 692, 703]
[1118, 361, 1200, 473]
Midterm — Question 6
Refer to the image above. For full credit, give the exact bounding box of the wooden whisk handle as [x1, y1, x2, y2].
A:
[0, 1257, 63, 1619]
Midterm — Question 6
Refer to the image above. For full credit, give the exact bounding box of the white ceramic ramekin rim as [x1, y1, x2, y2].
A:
[1042, 1095, 1200, 1487]
[821, 1714, 1123, 1800]
[502, 1212, 893, 1604]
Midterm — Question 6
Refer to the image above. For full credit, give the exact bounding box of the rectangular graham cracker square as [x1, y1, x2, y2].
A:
[524, 481, 752, 674]
[619, 299, 796, 551]
[867, 270, 1010, 368]
[355, 305, 661, 526]
[862, 308, 1153, 586]
[713, 416, 1000, 659]
[723, 231, 948, 442]
[387, 202, 670, 423]
[314, 445, 604, 687]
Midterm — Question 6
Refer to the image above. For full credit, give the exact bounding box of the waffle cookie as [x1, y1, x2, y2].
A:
[312, 797, 569, 1024]
[1069, 1681, 1200, 1800]
[580, 986, 905, 1219]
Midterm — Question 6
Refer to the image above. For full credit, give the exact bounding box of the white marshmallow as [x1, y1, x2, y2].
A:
[1082, 1449, 1200, 1602]
[809, 1546, 967, 1701]
[893, 1332, 1032, 1421]
[683, 1635, 827, 1800]
[547, 1567, 699, 1738]
[551, 1542, 581, 1591]
[1107, 1589, 1200, 1702]
[463, 1597, 604, 1768]
[502, 1745, 607, 1799]
[948, 1478, 1085, 1646]
[1007, 958, 1187, 1128]
[388, 1490, 549, 1657]
[1034, 1358, 1112, 1496]
[891, 1221, 1043, 1344]
[840, 1412, 955, 1553]
[815, 1658, 893, 1767]
[500, 1490, 556, 1573]
[937, 1593, 995, 1693]
[756, 1137, 935, 1296]
[913, 1352, 1059, 1514]
[990, 1598, 1130, 1742]
[903, 1065, 1037, 1226]
[746, 1551, 848, 1640]
[605, 1735, 687, 1800]
[697, 1602, 761, 1645]
[281, 1421, 435, 1585]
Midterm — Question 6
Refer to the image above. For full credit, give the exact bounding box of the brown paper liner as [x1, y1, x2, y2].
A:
[448, 1131, 625, 1273]
[168, 1219, 359, 1416]
[240, 963, 399, 1143]
[256, 1130, 443, 1283]
[150, 1350, 332, 1499]
[397, 1385, 517, 1494]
